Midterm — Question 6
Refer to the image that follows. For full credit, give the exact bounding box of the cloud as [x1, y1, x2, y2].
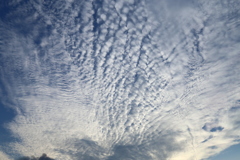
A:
[0, 150, 12, 160]
[0, 0, 240, 160]
[46, 134, 182, 160]
[17, 154, 54, 160]
[106, 133, 183, 160]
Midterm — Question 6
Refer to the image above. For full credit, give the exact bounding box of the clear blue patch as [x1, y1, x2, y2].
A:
[207, 143, 240, 160]
[0, 80, 16, 144]
[0, 101, 16, 143]
[210, 126, 224, 132]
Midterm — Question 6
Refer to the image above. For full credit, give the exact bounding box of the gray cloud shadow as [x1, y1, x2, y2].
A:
[59, 132, 183, 160]
[17, 153, 54, 160]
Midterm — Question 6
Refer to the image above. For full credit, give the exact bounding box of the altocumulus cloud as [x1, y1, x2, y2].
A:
[0, 0, 240, 160]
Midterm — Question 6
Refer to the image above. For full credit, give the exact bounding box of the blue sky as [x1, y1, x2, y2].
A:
[0, 66, 15, 143]
[208, 143, 240, 160]
[0, 98, 15, 144]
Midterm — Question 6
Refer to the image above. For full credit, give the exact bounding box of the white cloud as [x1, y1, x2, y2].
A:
[0, 150, 12, 160]
[0, 0, 240, 160]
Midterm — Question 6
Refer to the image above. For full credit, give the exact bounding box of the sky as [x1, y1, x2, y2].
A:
[0, 0, 240, 160]
[207, 143, 240, 160]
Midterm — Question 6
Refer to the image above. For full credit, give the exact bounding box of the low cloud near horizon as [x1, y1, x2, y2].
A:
[17, 153, 54, 160]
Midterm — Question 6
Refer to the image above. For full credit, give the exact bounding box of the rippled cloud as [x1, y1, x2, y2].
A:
[0, 0, 240, 160]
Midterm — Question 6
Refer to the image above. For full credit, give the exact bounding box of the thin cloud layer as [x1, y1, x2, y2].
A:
[0, 151, 12, 160]
[0, 0, 240, 160]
